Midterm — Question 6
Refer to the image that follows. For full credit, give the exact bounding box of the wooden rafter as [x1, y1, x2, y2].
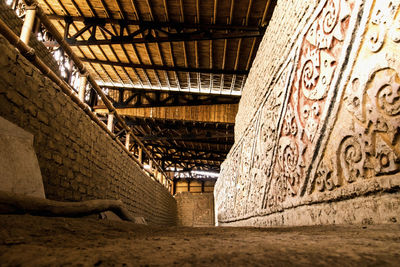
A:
[80, 57, 248, 75]
[28, 0, 278, 172]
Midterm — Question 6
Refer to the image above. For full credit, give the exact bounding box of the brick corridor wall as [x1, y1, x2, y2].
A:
[216, 0, 400, 226]
[0, 34, 177, 226]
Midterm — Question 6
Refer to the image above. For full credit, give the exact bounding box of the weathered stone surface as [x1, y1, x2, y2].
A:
[0, 116, 45, 198]
[216, 0, 400, 226]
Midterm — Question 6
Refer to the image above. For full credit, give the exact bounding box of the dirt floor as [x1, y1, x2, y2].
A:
[0, 215, 400, 266]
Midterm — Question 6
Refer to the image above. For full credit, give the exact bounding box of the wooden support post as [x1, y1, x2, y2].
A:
[154, 169, 158, 181]
[172, 180, 176, 195]
[138, 146, 143, 164]
[125, 133, 130, 150]
[201, 181, 205, 193]
[107, 113, 114, 132]
[78, 74, 88, 102]
[187, 180, 191, 192]
[20, 5, 37, 44]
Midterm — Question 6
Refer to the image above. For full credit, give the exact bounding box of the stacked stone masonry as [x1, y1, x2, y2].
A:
[0, 33, 177, 226]
[216, 0, 400, 226]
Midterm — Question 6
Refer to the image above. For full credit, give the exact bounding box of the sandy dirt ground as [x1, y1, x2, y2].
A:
[0, 214, 400, 266]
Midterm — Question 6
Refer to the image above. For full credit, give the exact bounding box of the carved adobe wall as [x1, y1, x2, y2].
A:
[215, 0, 400, 226]
[175, 192, 215, 227]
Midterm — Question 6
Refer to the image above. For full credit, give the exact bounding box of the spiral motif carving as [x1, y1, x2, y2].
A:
[302, 60, 317, 89]
[283, 143, 298, 173]
[322, 1, 338, 34]
[377, 84, 400, 116]
[339, 136, 363, 183]
[368, 28, 385, 52]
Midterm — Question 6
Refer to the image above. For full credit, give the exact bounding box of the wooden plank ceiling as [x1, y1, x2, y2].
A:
[36, 0, 275, 174]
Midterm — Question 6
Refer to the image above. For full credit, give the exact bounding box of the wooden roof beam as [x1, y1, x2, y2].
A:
[101, 85, 241, 98]
[161, 156, 225, 162]
[62, 30, 263, 45]
[94, 104, 238, 124]
[44, 14, 266, 30]
[95, 92, 240, 108]
[80, 57, 249, 75]
[145, 144, 230, 156]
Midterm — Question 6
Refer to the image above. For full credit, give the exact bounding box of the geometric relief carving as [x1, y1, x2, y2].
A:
[313, 0, 400, 193]
[246, 65, 290, 214]
[216, 62, 291, 220]
[226, 146, 242, 220]
[216, 143, 243, 221]
[263, 0, 355, 209]
[234, 123, 258, 217]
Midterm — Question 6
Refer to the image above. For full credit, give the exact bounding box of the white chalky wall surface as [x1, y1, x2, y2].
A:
[215, 0, 400, 226]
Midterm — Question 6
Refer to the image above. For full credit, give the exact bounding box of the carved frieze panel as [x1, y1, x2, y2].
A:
[216, 144, 242, 221]
[234, 120, 258, 217]
[312, 0, 400, 194]
[213, 0, 400, 225]
[216, 60, 292, 220]
[246, 63, 292, 215]
[263, 0, 356, 211]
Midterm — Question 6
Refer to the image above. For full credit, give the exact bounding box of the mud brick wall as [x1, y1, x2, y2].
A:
[215, 0, 400, 227]
[175, 192, 214, 227]
[0, 2, 59, 74]
[0, 33, 177, 226]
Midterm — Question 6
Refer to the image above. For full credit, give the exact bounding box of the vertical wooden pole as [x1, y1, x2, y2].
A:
[78, 74, 88, 102]
[172, 179, 176, 195]
[149, 160, 153, 176]
[125, 133, 130, 150]
[201, 181, 205, 193]
[107, 113, 114, 132]
[138, 146, 143, 164]
[154, 169, 158, 181]
[20, 5, 37, 44]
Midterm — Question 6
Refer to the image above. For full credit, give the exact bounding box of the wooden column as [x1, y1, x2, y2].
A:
[107, 113, 114, 132]
[125, 133, 130, 150]
[138, 146, 143, 164]
[78, 74, 88, 102]
[172, 179, 176, 195]
[154, 169, 158, 181]
[20, 5, 37, 44]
